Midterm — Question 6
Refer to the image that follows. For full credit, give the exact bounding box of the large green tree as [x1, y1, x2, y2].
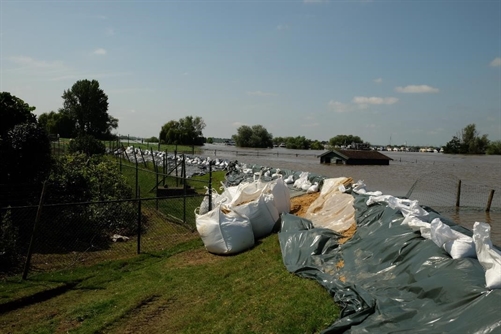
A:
[159, 116, 206, 145]
[38, 110, 76, 138]
[0, 92, 51, 186]
[328, 134, 363, 147]
[61, 79, 118, 139]
[443, 124, 490, 154]
[232, 125, 273, 148]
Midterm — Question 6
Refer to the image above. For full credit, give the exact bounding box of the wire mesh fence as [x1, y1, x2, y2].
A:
[1, 195, 205, 278]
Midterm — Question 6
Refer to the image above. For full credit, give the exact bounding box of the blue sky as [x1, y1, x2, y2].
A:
[2, 0, 500, 147]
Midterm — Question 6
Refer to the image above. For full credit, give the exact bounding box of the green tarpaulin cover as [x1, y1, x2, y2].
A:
[278, 192, 501, 333]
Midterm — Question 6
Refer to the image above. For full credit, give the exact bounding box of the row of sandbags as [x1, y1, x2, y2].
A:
[195, 177, 291, 255]
[360, 181, 501, 290]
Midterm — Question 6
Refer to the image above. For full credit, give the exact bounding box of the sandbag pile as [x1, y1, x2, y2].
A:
[365, 189, 501, 289]
[195, 176, 291, 255]
[302, 177, 356, 233]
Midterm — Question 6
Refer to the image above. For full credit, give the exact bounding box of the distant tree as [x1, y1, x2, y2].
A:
[486, 140, 501, 155]
[232, 125, 273, 148]
[207, 137, 214, 144]
[61, 79, 118, 139]
[159, 116, 206, 145]
[38, 110, 76, 138]
[309, 140, 325, 150]
[285, 136, 309, 149]
[329, 135, 363, 147]
[145, 136, 159, 143]
[444, 124, 490, 154]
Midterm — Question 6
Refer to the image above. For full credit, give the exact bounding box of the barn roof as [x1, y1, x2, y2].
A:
[318, 150, 393, 161]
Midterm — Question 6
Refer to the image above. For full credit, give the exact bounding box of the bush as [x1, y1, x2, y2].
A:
[35, 154, 137, 251]
[68, 134, 106, 156]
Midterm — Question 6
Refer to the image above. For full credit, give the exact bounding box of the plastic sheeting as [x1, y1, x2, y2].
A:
[278, 192, 501, 333]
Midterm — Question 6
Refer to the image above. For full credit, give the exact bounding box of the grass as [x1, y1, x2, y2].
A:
[0, 235, 340, 333]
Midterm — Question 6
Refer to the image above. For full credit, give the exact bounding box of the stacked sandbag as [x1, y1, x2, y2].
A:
[303, 177, 356, 233]
[195, 206, 254, 255]
[196, 177, 291, 254]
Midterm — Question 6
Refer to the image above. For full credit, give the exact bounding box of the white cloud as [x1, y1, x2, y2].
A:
[232, 122, 247, 127]
[8, 55, 64, 69]
[93, 48, 107, 55]
[490, 57, 501, 67]
[246, 90, 278, 97]
[106, 28, 115, 36]
[277, 24, 290, 30]
[373, 78, 383, 84]
[130, 109, 136, 113]
[328, 100, 352, 113]
[301, 122, 320, 128]
[352, 96, 398, 105]
[395, 85, 439, 93]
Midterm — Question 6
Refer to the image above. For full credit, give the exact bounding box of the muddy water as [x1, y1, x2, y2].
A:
[201, 144, 501, 246]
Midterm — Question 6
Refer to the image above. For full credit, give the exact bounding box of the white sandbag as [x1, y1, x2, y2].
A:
[293, 171, 309, 189]
[199, 187, 227, 215]
[352, 180, 383, 196]
[430, 218, 476, 259]
[195, 205, 255, 255]
[304, 177, 356, 233]
[269, 177, 291, 214]
[219, 182, 239, 203]
[228, 180, 270, 206]
[367, 195, 429, 219]
[473, 222, 501, 289]
[401, 215, 431, 239]
[230, 194, 279, 239]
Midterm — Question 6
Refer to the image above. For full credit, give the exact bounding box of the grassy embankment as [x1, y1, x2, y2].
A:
[1, 151, 340, 333]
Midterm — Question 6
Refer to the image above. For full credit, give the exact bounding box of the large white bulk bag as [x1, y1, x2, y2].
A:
[195, 205, 255, 255]
[231, 194, 279, 239]
[430, 218, 476, 259]
[269, 177, 291, 215]
[228, 180, 270, 206]
[473, 222, 501, 289]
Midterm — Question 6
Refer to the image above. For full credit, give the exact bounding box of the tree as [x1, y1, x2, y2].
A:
[38, 110, 76, 138]
[68, 134, 106, 156]
[232, 125, 273, 148]
[329, 135, 363, 147]
[61, 79, 118, 139]
[0, 92, 36, 136]
[443, 124, 490, 154]
[159, 116, 206, 145]
[486, 140, 501, 155]
[0, 92, 51, 186]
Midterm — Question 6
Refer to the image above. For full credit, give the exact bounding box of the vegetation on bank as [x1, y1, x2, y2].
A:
[0, 234, 340, 333]
[443, 123, 500, 155]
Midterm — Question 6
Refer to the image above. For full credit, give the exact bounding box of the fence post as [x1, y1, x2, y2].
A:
[133, 147, 139, 198]
[455, 180, 462, 207]
[183, 155, 187, 224]
[209, 162, 212, 212]
[22, 182, 48, 280]
[137, 188, 141, 255]
[486, 189, 495, 212]
[139, 148, 147, 168]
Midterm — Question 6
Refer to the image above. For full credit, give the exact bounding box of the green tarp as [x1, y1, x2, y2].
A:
[278, 191, 501, 333]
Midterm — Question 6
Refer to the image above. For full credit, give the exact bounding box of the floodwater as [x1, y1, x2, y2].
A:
[201, 144, 501, 246]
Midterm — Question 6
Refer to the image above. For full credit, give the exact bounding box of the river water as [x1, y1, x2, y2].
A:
[201, 144, 501, 246]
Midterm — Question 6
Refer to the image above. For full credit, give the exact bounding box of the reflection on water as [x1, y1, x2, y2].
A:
[201, 144, 501, 246]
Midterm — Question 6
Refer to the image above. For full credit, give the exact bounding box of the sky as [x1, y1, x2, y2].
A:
[1, 0, 500, 147]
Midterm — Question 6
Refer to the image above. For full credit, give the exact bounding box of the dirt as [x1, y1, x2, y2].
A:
[290, 192, 357, 243]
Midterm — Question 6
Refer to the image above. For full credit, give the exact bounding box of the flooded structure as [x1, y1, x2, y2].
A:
[318, 149, 393, 165]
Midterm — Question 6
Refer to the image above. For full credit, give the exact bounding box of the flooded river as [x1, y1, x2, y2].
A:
[201, 144, 501, 246]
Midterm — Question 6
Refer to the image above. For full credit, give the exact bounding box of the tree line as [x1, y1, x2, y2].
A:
[443, 124, 501, 155]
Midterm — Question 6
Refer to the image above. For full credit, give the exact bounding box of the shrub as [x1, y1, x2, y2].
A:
[68, 134, 106, 156]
